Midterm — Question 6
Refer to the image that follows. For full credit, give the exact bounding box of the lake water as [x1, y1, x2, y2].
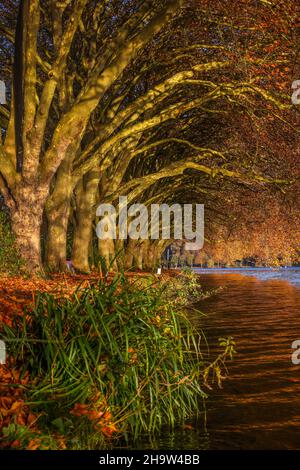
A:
[195, 266, 300, 287]
[133, 267, 300, 450]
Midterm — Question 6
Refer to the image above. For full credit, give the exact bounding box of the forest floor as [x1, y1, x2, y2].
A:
[0, 270, 178, 327]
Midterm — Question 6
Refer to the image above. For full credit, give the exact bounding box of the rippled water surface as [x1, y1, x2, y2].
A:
[195, 266, 300, 287]
[133, 268, 300, 450]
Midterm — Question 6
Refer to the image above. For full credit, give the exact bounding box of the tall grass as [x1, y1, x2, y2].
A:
[2, 272, 233, 448]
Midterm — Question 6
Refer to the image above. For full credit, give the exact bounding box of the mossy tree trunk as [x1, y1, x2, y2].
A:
[44, 159, 74, 271]
[72, 170, 100, 273]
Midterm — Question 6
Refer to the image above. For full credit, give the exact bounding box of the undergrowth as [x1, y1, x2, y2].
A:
[0, 211, 24, 275]
[1, 271, 235, 449]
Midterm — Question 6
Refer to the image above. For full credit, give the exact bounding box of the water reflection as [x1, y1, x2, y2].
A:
[133, 270, 300, 450]
[193, 271, 300, 450]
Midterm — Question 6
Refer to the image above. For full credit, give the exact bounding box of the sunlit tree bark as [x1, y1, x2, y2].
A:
[0, 0, 182, 271]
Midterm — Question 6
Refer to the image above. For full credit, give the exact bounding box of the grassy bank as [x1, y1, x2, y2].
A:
[0, 270, 235, 450]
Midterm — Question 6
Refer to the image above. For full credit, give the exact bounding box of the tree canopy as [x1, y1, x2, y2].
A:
[0, 0, 299, 272]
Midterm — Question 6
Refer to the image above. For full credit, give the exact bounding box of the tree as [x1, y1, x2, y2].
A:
[1, 0, 299, 273]
[0, 0, 182, 271]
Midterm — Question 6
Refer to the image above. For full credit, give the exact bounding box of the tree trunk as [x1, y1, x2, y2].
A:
[124, 243, 134, 269]
[135, 248, 143, 270]
[124, 239, 147, 270]
[128, 240, 144, 270]
[72, 171, 99, 273]
[10, 183, 48, 273]
[44, 160, 73, 271]
[11, 202, 43, 273]
[143, 242, 158, 271]
[98, 238, 117, 269]
[72, 211, 92, 273]
[45, 201, 70, 272]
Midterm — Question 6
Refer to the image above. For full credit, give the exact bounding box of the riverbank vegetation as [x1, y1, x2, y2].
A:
[0, 270, 235, 449]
